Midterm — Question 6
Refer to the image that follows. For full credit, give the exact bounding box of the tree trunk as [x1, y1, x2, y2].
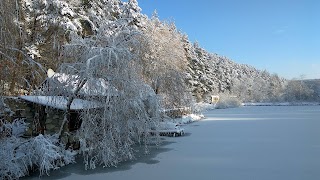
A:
[58, 79, 87, 140]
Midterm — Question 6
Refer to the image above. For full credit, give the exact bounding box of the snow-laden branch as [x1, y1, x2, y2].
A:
[0, 120, 75, 179]
[4, 47, 45, 71]
[55, 21, 162, 169]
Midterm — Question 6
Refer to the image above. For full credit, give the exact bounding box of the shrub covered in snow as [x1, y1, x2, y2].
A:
[0, 120, 75, 179]
[193, 102, 216, 112]
[0, 119, 28, 138]
[215, 95, 242, 109]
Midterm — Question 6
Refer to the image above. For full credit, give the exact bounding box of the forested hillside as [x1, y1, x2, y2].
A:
[1, 0, 317, 104]
[0, 0, 318, 106]
[183, 42, 286, 102]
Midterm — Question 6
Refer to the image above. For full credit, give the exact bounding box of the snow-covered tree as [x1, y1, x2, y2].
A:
[138, 15, 192, 108]
[53, 17, 162, 169]
[267, 74, 285, 102]
[284, 79, 315, 102]
[120, 0, 147, 29]
[0, 0, 44, 95]
[184, 41, 286, 103]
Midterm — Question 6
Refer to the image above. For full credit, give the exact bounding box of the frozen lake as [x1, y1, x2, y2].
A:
[26, 106, 320, 180]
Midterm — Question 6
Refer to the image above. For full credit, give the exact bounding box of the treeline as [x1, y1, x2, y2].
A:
[184, 43, 319, 103]
[0, 0, 318, 104]
[184, 43, 285, 102]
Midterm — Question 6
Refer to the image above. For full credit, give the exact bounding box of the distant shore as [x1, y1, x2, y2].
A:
[242, 102, 320, 106]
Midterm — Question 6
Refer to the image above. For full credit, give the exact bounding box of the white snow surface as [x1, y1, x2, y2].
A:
[25, 106, 320, 180]
[195, 102, 216, 110]
[46, 73, 118, 97]
[172, 114, 204, 124]
[19, 96, 102, 110]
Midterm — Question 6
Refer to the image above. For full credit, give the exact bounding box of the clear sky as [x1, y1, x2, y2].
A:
[137, 0, 320, 79]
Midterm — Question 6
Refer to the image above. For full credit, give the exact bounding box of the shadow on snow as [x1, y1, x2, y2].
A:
[23, 140, 177, 179]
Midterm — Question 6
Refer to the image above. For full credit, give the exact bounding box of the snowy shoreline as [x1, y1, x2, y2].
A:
[195, 102, 320, 112]
[242, 102, 320, 106]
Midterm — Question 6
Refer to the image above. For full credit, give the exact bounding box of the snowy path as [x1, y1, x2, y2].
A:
[27, 106, 320, 180]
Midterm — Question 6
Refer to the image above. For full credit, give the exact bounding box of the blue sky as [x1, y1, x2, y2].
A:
[137, 0, 320, 79]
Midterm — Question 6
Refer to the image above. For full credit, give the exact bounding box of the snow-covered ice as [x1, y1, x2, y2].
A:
[25, 106, 320, 180]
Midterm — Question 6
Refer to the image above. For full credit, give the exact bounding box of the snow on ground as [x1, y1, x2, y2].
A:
[194, 102, 216, 111]
[172, 113, 204, 124]
[25, 106, 320, 180]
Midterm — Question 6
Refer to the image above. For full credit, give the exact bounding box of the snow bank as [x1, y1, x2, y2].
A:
[172, 114, 204, 124]
[193, 97, 242, 111]
[193, 102, 216, 111]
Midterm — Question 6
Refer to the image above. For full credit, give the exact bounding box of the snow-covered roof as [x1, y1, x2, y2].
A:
[43, 73, 117, 97]
[19, 96, 103, 110]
